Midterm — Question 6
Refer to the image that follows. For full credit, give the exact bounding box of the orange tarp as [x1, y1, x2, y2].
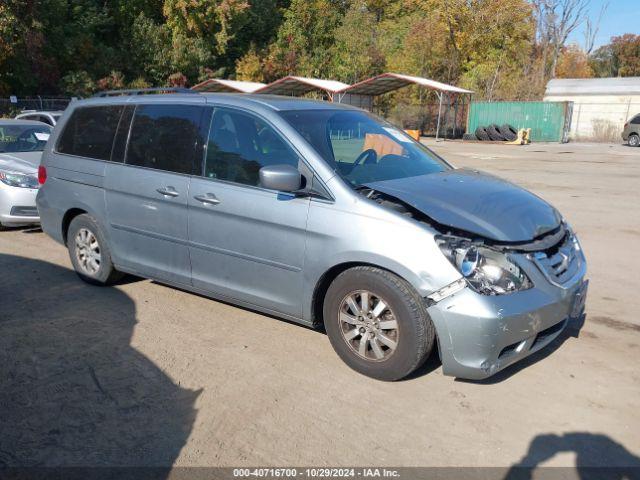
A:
[363, 134, 404, 157]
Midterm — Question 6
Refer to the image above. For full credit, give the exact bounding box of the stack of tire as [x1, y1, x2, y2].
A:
[463, 124, 518, 142]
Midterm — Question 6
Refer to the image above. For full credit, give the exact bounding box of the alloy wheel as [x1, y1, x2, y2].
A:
[338, 290, 399, 362]
[75, 228, 102, 276]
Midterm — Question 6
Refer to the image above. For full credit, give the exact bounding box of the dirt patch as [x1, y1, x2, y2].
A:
[589, 316, 640, 333]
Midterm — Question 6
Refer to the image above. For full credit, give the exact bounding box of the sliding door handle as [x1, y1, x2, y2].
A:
[194, 193, 221, 205]
[156, 186, 179, 197]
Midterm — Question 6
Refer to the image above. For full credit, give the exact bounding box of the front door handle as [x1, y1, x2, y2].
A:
[194, 193, 221, 205]
[156, 186, 179, 198]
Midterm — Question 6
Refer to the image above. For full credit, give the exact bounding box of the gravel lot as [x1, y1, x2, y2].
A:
[1, 141, 639, 471]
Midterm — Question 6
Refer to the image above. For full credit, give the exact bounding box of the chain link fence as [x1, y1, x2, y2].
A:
[385, 101, 468, 139]
[0, 96, 74, 118]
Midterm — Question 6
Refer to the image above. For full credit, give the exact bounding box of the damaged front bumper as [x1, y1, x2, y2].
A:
[427, 249, 587, 380]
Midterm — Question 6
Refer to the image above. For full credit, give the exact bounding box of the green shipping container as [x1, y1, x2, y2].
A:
[467, 101, 571, 142]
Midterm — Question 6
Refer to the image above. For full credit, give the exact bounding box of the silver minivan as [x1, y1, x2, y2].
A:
[37, 89, 588, 381]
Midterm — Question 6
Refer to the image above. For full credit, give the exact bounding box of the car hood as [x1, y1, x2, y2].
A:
[0, 151, 42, 175]
[365, 169, 562, 242]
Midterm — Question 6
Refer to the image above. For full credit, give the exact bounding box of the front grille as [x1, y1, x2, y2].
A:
[10, 206, 38, 217]
[531, 233, 582, 286]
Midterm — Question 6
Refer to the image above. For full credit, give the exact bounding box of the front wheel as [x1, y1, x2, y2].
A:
[629, 134, 640, 147]
[67, 214, 123, 285]
[323, 266, 435, 381]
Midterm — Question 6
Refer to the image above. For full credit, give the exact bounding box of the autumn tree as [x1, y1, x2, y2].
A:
[610, 34, 640, 77]
[556, 44, 593, 78]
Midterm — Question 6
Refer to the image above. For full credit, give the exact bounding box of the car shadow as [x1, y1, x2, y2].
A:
[0, 254, 201, 472]
[505, 432, 640, 479]
[456, 313, 587, 385]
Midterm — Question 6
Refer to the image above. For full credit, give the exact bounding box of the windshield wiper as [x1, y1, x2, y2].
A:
[353, 184, 376, 198]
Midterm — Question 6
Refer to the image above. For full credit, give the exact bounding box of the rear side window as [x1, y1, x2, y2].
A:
[126, 104, 207, 175]
[57, 106, 124, 160]
[631, 115, 640, 125]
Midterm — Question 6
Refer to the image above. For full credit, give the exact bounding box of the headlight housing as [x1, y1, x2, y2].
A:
[436, 235, 532, 295]
[0, 170, 39, 189]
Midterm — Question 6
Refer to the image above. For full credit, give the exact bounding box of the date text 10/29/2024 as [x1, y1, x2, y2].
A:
[233, 468, 400, 478]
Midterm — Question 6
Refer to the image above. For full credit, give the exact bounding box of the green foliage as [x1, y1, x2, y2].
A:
[0, 0, 637, 98]
[329, 0, 385, 83]
[61, 70, 96, 97]
[265, 0, 346, 79]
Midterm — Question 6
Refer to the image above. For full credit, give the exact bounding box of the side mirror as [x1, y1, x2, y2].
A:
[259, 164, 302, 192]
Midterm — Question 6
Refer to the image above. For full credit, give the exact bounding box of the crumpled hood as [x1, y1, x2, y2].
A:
[0, 151, 42, 175]
[365, 169, 562, 242]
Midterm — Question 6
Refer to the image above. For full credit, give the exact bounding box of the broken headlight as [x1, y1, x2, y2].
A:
[436, 236, 532, 295]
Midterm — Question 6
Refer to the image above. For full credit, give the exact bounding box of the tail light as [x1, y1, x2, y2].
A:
[38, 165, 47, 185]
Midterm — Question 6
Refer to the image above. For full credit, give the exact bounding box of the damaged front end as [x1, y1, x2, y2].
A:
[359, 186, 588, 380]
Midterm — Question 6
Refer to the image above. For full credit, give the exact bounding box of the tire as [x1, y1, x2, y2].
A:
[486, 124, 506, 141]
[498, 124, 518, 141]
[323, 266, 435, 381]
[462, 133, 478, 141]
[475, 127, 490, 141]
[629, 134, 640, 147]
[67, 214, 123, 286]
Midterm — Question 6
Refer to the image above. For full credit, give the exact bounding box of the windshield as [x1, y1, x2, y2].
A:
[0, 124, 51, 153]
[279, 109, 449, 187]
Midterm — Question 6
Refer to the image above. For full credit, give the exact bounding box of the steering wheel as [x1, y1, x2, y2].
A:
[353, 148, 377, 166]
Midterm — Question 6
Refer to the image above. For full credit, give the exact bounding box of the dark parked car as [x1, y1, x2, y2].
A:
[622, 113, 640, 147]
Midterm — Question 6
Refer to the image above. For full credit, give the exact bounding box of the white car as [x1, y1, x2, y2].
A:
[15, 110, 63, 127]
[0, 119, 51, 229]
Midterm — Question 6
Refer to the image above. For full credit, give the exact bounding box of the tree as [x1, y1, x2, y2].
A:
[0, 2, 22, 93]
[61, 71, 96, 97]
[266, 0, 345, 79]
[130, 13, 212, 86]
[556, 44, 593, 78]
[236, 46, 266, 82]
[589, 43, 615, 77]
[583, 0, 608, 54]
[610, 34, 640, 77]
[532, 0, 591, 79]
[330, 0, 385, 83]
[162, 0, 249, 54]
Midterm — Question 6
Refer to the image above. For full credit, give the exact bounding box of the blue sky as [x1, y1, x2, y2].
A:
[567, 0, 640, 49]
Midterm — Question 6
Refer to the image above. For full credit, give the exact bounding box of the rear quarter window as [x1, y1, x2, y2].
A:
[57, 105, 125, 160]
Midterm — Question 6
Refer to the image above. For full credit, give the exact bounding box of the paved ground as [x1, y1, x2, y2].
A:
[1, 141, 639, 471]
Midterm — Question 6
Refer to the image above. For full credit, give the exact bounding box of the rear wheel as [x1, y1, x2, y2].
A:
[629, 134, 640, 147]
[67, 214, 123, 285]
[323, 266, 435, 381]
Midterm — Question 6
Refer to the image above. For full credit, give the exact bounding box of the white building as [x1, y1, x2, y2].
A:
[544, 77, 640, 141]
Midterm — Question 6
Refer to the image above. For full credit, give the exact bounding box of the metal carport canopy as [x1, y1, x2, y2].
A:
[336, 72, 473, 96]
[191, 79, 266, 93]
[255, 76, 350, 98]
[336, 73, 473, 140]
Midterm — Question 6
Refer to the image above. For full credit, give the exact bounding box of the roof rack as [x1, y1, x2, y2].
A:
[92, 87, 198, 98]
